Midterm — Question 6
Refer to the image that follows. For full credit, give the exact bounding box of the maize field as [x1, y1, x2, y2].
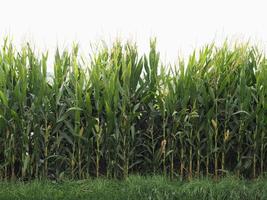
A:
[0, 38, 267, 180]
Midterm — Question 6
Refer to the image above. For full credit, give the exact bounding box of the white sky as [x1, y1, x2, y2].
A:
[1, 0, 267, 67]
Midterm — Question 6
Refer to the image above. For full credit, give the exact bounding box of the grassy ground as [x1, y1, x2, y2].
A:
[0, 176, 267, 200]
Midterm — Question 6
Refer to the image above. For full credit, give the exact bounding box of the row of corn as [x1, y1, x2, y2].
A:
[0, 39, 267, 180]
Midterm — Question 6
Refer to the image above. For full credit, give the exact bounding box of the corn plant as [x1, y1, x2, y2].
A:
[0, 38, 267, 180]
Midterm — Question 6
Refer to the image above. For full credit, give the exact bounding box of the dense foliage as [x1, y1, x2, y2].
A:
[0, 39, 267, 180]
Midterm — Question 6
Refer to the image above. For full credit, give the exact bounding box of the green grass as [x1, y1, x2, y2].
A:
[0, 176, 267, 200]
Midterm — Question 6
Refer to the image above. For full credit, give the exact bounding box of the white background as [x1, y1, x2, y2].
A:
[0, 0, 267, 67]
